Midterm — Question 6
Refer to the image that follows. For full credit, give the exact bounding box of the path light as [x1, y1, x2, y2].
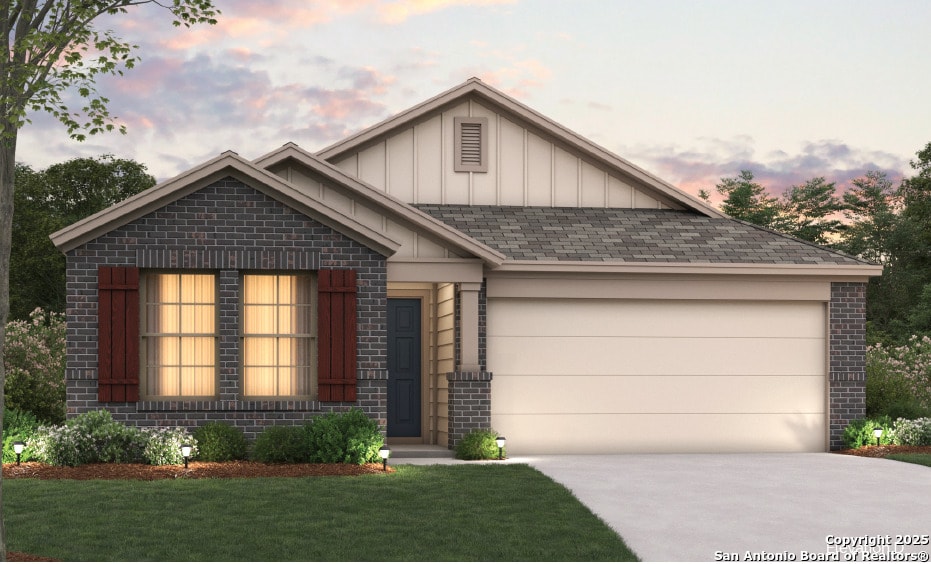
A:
[12, 441, 25, 466]
[495, 436, 506, 460]
[180, 444, 192, 469]
[873, 428, 883, 447]
[379, 444, 390, 472]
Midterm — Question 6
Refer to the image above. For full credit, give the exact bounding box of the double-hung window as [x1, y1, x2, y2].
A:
[242, 273, 317, 398]
[141, 273, 217, 398]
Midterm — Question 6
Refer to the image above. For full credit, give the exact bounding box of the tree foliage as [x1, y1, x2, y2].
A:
[780, 177, 844, 245]
[11, 155, 154, 319]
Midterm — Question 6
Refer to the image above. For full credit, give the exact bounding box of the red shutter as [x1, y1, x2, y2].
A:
[317, 269, 357, 402]
[98, 266, 140, 402]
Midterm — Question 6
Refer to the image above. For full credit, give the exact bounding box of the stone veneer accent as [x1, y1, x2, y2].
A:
[445, 371, 493, 448]
[829, 281, 867, 451]
[65, 177, 388, 440]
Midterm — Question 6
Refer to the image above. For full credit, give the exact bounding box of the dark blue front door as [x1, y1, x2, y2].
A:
[388, 299, 422, 437]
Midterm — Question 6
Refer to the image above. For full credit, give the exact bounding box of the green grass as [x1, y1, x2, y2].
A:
[6, 464, 638, 561]
[885, 453, 931, 468]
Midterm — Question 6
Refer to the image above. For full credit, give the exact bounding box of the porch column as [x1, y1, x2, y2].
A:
[458, 282, 481, 372]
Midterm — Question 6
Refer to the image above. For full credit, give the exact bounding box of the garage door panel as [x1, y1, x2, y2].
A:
[492, 413, 826, 454]
[491, 374, 826, 414]
[488, 336, 824, 376]
[489, 299, 824, 339]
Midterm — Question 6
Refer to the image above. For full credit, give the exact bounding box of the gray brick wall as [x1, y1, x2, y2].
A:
[445, 371, 493, 448]
[829, 281, 867, 451]
[65, 177, 388, 440]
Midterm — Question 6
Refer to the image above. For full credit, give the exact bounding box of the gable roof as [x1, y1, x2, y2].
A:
[307, 77, 725, 219]
[415, 205, 881, 276]
[253, 142, 506, 265]
[50, 151, 402, 257]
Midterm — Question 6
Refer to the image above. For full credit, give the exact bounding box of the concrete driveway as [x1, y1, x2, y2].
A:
[525, 453, 931, 562]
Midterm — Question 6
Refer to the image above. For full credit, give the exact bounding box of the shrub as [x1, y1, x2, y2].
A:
[143, 428, 198, 465]
[842, 416, 895, 449]
[455, 429, 504, 460]
[2, 407, 41, 463]
[892, 417, 931, 446]
[305, 409, 382, 464]
[193, 422, 247, 462]
[866, 337, 931, 417]
[252, 425, 310, 463]
[31, 410, 147, 466]
[4, 308, 66, 423]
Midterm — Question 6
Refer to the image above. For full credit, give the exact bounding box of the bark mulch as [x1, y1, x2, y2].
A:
[833, 444, 931, 458]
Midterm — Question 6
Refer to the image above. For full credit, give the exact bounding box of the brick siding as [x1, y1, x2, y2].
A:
[445, 371, 493, 448]
[65, 177, 388, 440]
[829, 281, 868, 451]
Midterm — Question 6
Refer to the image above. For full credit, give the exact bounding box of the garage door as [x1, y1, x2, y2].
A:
[488, 299, 827, 454]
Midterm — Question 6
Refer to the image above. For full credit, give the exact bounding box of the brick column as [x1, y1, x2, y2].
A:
[829, 282, 867, 450]
[446, 371, 493, 449]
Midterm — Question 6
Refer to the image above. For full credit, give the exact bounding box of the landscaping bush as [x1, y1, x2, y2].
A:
[305, 409, 382, 464]
[251, 425, 310, 463]
[3, 308, 66, 424]
[892, 417, 931, 446]
[193, 422, 247, 462]
[866, 337, 931, 417]
[2, 407, 41, 463]
[842, 416, 895, 449]
[32, 410, 148, 466]
[455, 429, 504, 460]
[143, 428, 198, 465]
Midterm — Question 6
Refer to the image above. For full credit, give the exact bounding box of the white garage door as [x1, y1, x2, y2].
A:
[488, 299, 827, 454]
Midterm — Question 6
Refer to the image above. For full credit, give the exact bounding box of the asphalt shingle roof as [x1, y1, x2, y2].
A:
[414, 205, 868, 265]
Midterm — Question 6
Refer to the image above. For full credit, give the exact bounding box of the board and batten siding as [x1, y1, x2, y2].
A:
[487, 298, 827, 454]
[330, 100, 680, 210]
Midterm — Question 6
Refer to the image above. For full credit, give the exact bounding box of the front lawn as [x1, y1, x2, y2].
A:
[6, 464, 638, 561]
[885, 453, 931, 468]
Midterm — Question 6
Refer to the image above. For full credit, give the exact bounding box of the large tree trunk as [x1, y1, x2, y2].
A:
[0, 130, 17, 562]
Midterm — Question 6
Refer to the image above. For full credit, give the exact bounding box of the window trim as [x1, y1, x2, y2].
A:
[139, 271, 219, 401]
[240, 271, 318, 400]
[454, 116, 488, 173]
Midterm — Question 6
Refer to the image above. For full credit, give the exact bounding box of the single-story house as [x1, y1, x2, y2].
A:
[51, 78, 881, 454]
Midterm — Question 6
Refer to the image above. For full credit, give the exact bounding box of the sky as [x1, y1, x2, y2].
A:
[16, 0, 931, 199]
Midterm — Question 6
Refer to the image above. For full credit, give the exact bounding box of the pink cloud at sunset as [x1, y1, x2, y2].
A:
[378, 0, 516, 24]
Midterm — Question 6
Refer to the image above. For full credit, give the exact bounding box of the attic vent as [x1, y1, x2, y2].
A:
[454, 117, 488, 173]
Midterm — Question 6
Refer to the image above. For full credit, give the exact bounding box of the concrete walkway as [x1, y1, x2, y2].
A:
[392, 453, 931, 562]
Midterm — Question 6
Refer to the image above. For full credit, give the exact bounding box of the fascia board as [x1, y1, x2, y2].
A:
[492, 260, 884, 278]
[51, 152, 402, 257]
[315, 78, 725, 219]
[253, 143, 506, 266]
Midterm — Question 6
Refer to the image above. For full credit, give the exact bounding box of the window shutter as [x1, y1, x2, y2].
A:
[98, 266, 140, 402]
[317, 269, 357, 402]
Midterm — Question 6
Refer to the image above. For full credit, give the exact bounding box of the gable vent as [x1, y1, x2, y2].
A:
[454, 117, 488, 173]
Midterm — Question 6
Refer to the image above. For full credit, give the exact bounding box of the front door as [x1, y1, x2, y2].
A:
[387, 298, 422, 437]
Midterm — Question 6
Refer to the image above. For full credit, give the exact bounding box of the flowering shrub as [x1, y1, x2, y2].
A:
[892, 418, 931, 446]
[866, 336, 931, 418]
[4, 308, 66, 423]
[32, 410, 146, 466]
[143, 427, 198, 466]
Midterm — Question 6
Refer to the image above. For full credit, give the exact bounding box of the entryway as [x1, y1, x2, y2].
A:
[387, 298, 422, 438]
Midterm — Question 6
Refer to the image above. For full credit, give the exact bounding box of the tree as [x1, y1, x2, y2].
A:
[779, 177, 844, 245]
[11, 155, 154, 319]
[838, 170, 899, 265]
[701, 170, 783, 230]
[0, 1, 217, 556]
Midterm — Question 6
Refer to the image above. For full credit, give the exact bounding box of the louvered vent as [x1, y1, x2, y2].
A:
[454, 117, 488, 172]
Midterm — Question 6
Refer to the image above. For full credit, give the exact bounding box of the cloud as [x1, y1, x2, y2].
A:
[377, 0, 517, 24]
[624, 137, 909, 200]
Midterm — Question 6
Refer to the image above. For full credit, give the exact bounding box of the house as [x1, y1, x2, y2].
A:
[51, 78, 881, 454]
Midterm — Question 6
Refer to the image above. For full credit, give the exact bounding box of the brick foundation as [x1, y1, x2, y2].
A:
[445, 371, 493, 449]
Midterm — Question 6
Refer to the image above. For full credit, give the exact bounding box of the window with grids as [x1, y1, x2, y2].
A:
[141, 273, 217, 398]
[242, 273, 317, 398]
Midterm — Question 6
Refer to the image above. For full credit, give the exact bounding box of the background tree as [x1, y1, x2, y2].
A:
[11, 155, 155, 319]
[700, 169, 783, 229]
[0, 1, 218, 557]
[838, 170, 899, 265]
[779, 177, 844, 245]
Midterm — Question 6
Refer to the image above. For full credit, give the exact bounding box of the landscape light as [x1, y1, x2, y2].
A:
[180, 444, 192, 468]
[872, 428, 883, 447]
[12, 441, 25, 466]
[379, 444, 390, 472]
[495, 436, 506, 460]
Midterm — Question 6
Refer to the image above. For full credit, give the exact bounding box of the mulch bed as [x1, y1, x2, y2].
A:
[833, 444, 931, 458]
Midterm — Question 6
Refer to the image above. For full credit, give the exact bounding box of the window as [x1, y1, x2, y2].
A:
[141, 273, 217, 398]
[454, 117, 488, 172]
[242, 273, 316, 398]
